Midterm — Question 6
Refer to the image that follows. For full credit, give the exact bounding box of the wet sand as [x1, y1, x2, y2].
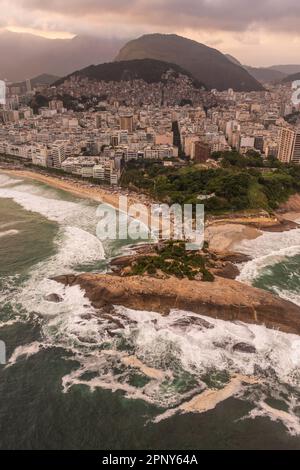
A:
[206, 223, 262, 252]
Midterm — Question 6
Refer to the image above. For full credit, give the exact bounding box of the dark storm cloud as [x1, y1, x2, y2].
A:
[13, 0, 300, 33]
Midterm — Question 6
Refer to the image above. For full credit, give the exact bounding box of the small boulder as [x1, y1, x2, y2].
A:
[45, 293, 64, 303]
[233, 342, 257, 354]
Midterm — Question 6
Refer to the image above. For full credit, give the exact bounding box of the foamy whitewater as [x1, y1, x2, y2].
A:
[235, 224, 300, 306]
[1, 172, 300, 438]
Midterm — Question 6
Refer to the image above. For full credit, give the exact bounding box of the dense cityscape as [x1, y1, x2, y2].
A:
[1, 72, 299, 191]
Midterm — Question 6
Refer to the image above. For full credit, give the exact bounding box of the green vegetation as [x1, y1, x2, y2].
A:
[29, 93, 49, 114]
[211, 149, 281, 168]
[56, 58, 204, 88]
[129, 241, 215, 281]
[284, 111, 300, 126]
[121, 153, 300, 214]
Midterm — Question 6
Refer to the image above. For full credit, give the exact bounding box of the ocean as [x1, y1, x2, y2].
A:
[0, 171, 300, 450]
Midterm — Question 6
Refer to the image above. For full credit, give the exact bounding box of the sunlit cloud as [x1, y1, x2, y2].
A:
[5, 26, 75, 39]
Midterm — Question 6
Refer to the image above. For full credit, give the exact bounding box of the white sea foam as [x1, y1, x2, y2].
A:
[237, 245, 300, 284]
[234, 226, 300, 290]
[0, 174, 23, 187]
[235, 228, 300, 259]
[0, 175, 106, 272]
[247, 401, 300, 437]
[0, 318, 24, 329]
[0, 229, 19, 238]
[272, 287, 300, 307]
[7, 342, 44, 367]
[0, 185, 85, 224]
[14, 225, 105, 320]
[57, 305, 300, 432]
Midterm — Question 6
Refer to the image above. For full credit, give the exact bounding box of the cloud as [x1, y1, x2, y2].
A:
[1, 0, 300, 66]
[1, 0, 300, 36]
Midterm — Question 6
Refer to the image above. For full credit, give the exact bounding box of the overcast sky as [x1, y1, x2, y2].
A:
[1, 0, 300, 66]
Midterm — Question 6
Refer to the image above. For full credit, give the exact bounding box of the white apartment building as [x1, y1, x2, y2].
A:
[50, 140, 68, 168]
[31, 145, 48, 167]
[278, 127, 299, 164]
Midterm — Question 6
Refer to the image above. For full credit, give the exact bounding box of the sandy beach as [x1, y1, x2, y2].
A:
[278, 194, 300, 224]
[3, 166, 299, 252]
[205, 223, 262, 252]
[1, 167, 194, 242]
[0, 167, 265, 251]
[1, 168, 145, 210]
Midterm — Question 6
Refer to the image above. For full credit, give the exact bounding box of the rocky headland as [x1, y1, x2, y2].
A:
[55, 271, 300, 336]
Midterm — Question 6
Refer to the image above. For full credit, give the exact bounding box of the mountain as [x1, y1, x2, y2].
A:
[225, 54, 242, 66]
[12, 74, 60, 89]
[115, 34, 264, 92]
[55, 58, 205, 88]
[270, 65, 300, 75]
[225, 54, 286, 83]
[244, 66, 286, 83]
[282, 72, 300, 83]
[30, 74, 60, 86]
[0, 30, 126, 82]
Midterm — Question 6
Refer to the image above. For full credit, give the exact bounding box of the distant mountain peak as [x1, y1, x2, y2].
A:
[115, 33, 264, 92]
[282, 71, 300, 83]
[0, 30, 127, 82]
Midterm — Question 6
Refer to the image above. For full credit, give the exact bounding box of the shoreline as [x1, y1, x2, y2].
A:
[0, 167, 177, 239]
[0, 167, 147, 211]
[1, 166, 300, 253]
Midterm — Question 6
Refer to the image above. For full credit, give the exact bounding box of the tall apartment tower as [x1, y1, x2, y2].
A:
[278, 128, 296, 163]
[292, 131, 300, 164]
[51, 141, 67, 168]
[194, 141, 211, 163]
[119, 114, 133, 133]
[26, 79, 32, 94]
[278, 127, 300, 164]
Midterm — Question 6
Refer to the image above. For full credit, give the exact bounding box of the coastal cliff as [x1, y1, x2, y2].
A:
[54, 273, 300, 336]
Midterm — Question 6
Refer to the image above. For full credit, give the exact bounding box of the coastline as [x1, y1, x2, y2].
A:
[0, 167, 264, 251]
[0, 167, 145, 210]
[1, 166, 300, 253]
[0, 167, 174, 238]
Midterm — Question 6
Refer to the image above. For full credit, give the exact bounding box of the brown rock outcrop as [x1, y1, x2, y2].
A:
[54, 274, 300, 336]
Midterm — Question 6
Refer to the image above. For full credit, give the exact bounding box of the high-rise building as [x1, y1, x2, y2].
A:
[278, 128, 296, 163]
[254, 136, 264, 153]
[25, 79, 32, 94]
[50, 141, 67, 168]
[278, 127, 300, 164]
[119, 114, 133, 133]
[194, 141, 211, 163]
[292, 131, 300, 164]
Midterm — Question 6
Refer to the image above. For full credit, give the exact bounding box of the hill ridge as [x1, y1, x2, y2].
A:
[54, 57, 206, 88]
[115, 33, 264, 92]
